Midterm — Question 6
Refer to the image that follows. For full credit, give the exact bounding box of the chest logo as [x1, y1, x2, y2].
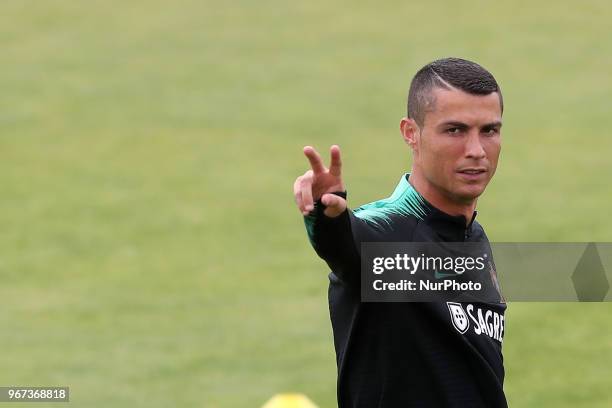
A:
[447, 302, 469, 334]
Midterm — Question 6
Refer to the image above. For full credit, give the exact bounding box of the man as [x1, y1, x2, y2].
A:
[293, 58, 507, 407]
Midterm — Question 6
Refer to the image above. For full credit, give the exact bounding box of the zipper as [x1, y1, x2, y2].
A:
[464, 211, 477, 241]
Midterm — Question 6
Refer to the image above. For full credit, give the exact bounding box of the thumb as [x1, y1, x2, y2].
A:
[321, 193, 347, 218]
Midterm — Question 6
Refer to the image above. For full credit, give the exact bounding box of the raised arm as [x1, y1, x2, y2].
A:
[294, 145, 364, 282]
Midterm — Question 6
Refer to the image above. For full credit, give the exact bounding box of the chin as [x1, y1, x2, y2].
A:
[455, 185, 486, 202]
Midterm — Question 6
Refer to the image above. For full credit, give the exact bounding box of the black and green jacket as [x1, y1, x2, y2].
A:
[304, 173, 507, 408]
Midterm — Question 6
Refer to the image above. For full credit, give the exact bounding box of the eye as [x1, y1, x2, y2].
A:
[446, 127, 462, 134]
[483, 128, 499, 136]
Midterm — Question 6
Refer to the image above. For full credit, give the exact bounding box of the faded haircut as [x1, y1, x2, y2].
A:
[407, 57, 503, 127]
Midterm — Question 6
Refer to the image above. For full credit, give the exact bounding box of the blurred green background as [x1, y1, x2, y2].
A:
[1, 0, 611, 407]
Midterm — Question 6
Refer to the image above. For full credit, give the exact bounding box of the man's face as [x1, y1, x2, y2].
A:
[413, 87, 502, 204]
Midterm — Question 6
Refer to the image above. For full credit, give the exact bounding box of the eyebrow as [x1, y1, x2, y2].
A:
[438, 120, 503, 130]
[482, 121, 503, 129]
[438, 121, 469, 129]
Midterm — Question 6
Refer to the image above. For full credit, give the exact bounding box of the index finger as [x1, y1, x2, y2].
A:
[303, 146, 326, 174]
[329, 145, 342, 177]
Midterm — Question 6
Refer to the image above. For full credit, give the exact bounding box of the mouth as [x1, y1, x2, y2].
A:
[456, 168, 487, 180]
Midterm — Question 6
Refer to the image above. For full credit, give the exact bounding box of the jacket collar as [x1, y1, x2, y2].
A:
[400, 173, 477, 241]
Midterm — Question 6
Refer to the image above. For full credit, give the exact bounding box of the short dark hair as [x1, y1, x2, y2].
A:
[407, 57, 503, 127]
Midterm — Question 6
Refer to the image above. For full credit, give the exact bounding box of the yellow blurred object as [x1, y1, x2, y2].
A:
[261, 393, 319, 408]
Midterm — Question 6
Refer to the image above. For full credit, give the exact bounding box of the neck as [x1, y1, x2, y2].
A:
[408, 168, 477, 224]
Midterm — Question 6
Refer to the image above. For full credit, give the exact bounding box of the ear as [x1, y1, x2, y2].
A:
[400, 117, 420, 150]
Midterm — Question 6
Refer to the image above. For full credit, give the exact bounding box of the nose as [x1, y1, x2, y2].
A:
[465, 131, 486, 160]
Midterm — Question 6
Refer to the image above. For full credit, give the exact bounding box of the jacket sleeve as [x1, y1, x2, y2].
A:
[303, 191, 373, 283]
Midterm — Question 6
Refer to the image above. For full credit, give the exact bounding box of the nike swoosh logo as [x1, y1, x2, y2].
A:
[434, 269, 458, 279]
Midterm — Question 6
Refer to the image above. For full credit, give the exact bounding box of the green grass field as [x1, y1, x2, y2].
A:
[1, 1, 611, 406]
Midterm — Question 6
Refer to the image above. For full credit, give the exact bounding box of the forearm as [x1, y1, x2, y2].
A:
[304, 192, 360, 280]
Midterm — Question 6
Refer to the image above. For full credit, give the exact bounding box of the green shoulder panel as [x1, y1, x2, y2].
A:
[353, 174, 428, 229]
